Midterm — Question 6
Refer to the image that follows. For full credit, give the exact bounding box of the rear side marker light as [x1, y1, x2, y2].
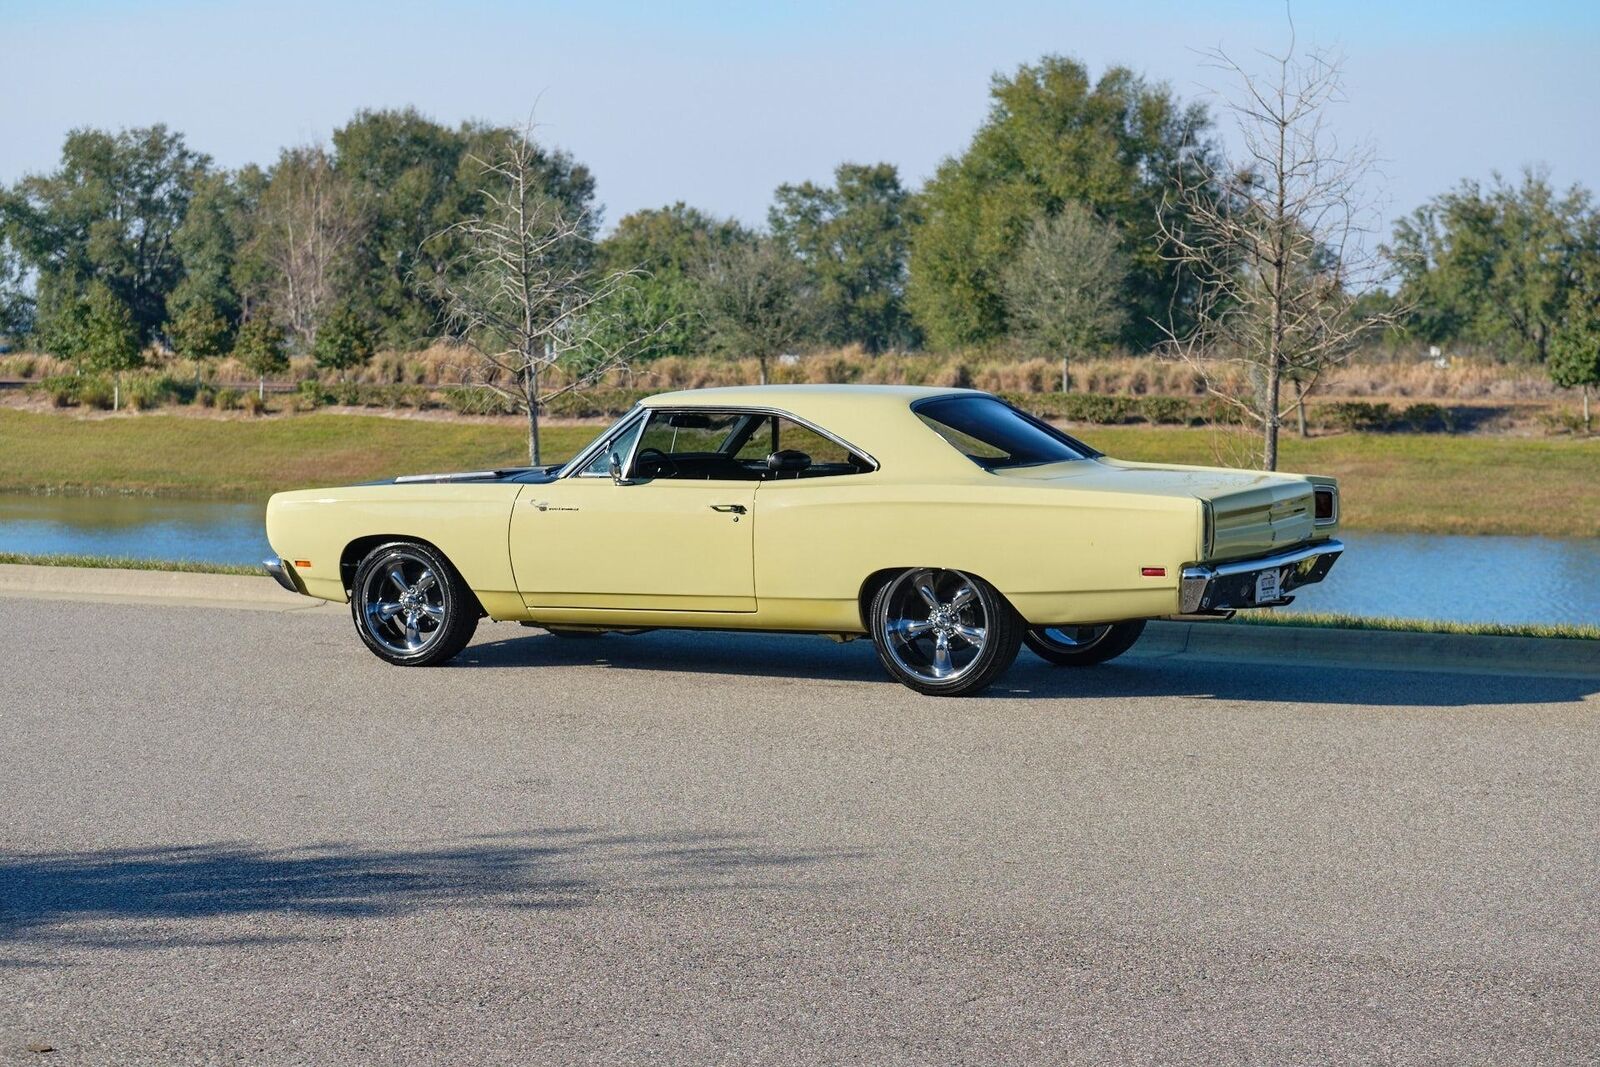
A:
[294, 560, 312, 569]
[1141, 567, 1167, 577]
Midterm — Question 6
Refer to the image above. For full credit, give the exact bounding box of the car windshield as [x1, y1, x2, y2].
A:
[914, 395, 1094, 470]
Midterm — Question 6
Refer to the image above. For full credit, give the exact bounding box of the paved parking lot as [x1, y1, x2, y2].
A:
[3, 595, 1597, 1064]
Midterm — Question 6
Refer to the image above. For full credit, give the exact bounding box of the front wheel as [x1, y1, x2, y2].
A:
[351, 542, 479, 666]
[869, 568, 1022, 696]
[1024, 619, 1146, 667]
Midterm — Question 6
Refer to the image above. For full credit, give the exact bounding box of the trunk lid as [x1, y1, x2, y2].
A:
[998, 457, 1316, 560]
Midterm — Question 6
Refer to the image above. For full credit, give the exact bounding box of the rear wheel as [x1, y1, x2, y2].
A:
[1024, 620, 1146, 667]
[869, 568, 1022, 696]
[351, 542, 478, 666]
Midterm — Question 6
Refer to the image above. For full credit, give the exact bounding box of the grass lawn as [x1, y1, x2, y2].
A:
[0, 409, 1594, 537]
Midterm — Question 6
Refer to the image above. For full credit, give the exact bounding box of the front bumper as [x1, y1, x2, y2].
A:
[263, 556, 306, 595]
[1180, 539, 1343, 614]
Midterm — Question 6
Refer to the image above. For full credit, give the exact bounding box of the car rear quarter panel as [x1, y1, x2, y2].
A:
[753, 475, 1200, 628]
[265, 484, 524, 617]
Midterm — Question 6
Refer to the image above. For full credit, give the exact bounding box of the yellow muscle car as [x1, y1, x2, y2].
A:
[264, 385, 1343, 695]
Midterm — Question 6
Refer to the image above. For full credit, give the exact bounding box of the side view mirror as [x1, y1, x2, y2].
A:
[766, 449, 812, 475]
[608, 451, 625, 484]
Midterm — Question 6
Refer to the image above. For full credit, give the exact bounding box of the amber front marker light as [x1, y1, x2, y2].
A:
[294, 560, 312, 569]
[1141, 567, 1167, 577]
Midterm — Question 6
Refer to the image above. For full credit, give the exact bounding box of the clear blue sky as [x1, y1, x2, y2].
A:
[5, 0, 1597, 233]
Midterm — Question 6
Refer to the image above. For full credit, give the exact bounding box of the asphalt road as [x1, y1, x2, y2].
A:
[3, 595, 1597, 1065]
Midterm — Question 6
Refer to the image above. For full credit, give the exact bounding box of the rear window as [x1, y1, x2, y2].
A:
[915, 395, 1094, 470]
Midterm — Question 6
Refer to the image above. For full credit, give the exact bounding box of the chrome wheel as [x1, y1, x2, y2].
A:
[1023, 619, 1147, 667]
[879, 568, 990, 685]
[1036, 625, 1113, 652]
[359, 550, 446, 656]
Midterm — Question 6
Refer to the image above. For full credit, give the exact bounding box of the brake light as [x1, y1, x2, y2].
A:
[1313, 487, 1337, 524]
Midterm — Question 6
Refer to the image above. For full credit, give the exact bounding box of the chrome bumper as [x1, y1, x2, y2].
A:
[263, 556, 304, 594]
[1180, 539, 1343, 615]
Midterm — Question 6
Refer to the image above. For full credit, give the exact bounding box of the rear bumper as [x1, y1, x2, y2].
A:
[1180, 539, 1343, 614]
[263, 556, 307, 595]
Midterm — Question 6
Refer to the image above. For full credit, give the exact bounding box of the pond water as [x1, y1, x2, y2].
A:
[0, 491, 1595, 627]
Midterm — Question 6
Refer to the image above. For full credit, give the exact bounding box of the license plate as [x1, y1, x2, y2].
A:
[1255, 569, 1281, 603]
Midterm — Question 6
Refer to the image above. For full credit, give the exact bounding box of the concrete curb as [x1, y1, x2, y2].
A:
[1141, 620, 1600, 679]
[1, 564, 1594, 677]
[0, 563, 325, 613]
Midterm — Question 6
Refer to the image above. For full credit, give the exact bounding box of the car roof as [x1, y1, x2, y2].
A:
[639, 384, 988, 477]
[642, 384, 972, 409]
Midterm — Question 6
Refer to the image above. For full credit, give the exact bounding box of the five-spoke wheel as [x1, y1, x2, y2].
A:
[1024, 619, 1146, 666]
[869, 568, 1022, 696]
[351, 542, 478, 666]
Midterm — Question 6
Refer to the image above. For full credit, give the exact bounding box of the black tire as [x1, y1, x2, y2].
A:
[350, 541, 479, 666]
[1024, 619, 1146, 667]
[868, 568, 1023, 697]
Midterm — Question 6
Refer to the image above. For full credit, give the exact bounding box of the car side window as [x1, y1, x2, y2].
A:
[632, 410, 872, 481]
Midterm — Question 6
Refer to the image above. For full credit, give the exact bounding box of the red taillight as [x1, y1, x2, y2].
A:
[1141, 567, 1167, 577]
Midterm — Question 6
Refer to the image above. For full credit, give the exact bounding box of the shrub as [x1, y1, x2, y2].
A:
[1139, 396, 1196, 425]
[441, 386, 514, 416]
[214, 387, 244, 411]
[1323, 401, 1397, 432]
[76, 376, 116, 410]
[39, 375, 83, 407]
[295, 379, 327, 408]
[242, 392, 267, 416]
[122, 374, 193, 411]
[194, 383, 218, 408]
[1401, 402, 1457, 432]
[1539, 409, 1589, 436]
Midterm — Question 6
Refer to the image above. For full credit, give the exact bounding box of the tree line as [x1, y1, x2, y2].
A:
[1, 51, 1597, 447]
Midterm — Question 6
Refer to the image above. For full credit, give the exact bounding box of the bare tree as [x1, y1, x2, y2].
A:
[697, 237, 817, 385]
[432, 126, 642, 465]
[247, 146, 363, 352]
[1157, 24, 1402, 469]
[1000, 203, 1129, 390]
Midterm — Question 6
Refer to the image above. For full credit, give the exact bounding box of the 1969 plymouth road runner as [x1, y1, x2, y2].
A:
[265, 385, 1343, 695]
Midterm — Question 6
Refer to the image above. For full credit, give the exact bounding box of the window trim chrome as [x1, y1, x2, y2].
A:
[563, 404, 880, 481]
[559, 407, 649, 479]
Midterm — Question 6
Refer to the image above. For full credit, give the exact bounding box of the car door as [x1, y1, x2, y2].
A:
[508, 410, 758, 612]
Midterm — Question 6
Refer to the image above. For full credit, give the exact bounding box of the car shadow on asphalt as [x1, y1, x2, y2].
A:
[0, 828, 864, 963]
[459, 629, 1600, 709]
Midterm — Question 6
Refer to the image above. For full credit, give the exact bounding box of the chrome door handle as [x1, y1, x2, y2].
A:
[710, 504, 747, 514]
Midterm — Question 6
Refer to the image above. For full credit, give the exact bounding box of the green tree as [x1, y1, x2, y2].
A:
[999, 203, 1128, 382]
[165, 301, 232, 360]
[166, 171, 249, 357]
[697, 238, 817, 384]
[0, 237, 33, 340]
[906, 56, 1213, 350]
[770, 162, 914, 352]
[1548, 281, 1600, 433]
[592, 202, 751, 361]
[233, 313, 288, 400]
[1389, 171, 1593, 361]
[313, 303, 376, 379]
[1, 125, 209, 346]
[81, 282, 143, 371]
[331, 109, 599, 349]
